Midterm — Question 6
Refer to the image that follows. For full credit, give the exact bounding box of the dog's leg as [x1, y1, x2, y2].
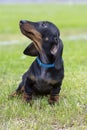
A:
[22, 78, 33, 103]
[10, 72, 28, 98]
[9, 81, 25, 98]
[16, 82, 25, 94]
[48, 82, 62, 104]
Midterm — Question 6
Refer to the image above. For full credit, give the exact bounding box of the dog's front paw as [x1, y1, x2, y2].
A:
[48, 95, 59, 105]
[22, 92, 32, 104]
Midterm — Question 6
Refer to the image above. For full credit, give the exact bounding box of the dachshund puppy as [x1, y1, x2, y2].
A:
[11, 20, 64, 104]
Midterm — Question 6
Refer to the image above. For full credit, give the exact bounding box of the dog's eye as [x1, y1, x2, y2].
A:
[54, 37, 58, 42]
[41, 22, 47, 28]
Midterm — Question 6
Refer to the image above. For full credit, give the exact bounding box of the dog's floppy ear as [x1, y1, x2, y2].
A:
[51, 39, 63, 70]
[23, 42, 38, 56]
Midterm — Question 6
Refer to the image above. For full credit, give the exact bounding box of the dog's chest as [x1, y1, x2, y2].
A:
[33, 79, 53, 94]
[29, 67, 58, 94]
[30, 67, 58, 85]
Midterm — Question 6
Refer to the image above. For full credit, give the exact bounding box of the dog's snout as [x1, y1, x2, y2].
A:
[20, 20, 27, 25]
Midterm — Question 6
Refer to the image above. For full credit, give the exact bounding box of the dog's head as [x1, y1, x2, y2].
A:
[19, 20, 63, 70]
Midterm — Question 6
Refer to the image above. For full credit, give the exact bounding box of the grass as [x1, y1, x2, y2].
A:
[0, 4, 87, 130]
[0, 4, 87, 34]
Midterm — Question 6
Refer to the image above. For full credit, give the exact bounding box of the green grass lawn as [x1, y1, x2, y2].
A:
[0, 4, 87, 130]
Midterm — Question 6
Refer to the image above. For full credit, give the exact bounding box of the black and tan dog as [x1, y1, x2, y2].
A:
[11, 20, 64, 104]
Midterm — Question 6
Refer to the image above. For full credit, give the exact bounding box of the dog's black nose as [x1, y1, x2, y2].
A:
[20, 20, 27, 25]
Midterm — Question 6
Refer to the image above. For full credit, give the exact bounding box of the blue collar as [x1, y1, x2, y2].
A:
[36, 57, 55, 68]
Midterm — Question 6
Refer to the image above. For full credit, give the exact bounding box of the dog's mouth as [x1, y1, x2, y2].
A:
[19, 20, 42, 53]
